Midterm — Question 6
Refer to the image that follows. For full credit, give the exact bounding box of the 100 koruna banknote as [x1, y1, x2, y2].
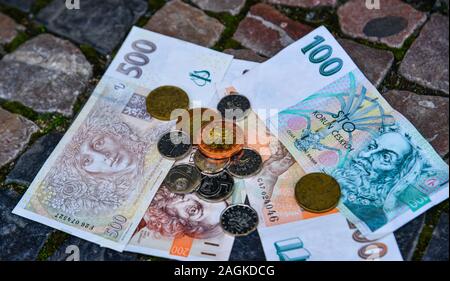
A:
[13, 27, 233, 251]
[225, 26, 449, 240]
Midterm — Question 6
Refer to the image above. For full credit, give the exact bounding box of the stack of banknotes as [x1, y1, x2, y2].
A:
[13, 26, 448, 261]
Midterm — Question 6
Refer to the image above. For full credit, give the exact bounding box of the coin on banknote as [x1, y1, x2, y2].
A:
[196, 171, 234, 202]
[198, 120, 244, 159]
[157, 130, 192, 160]
[227, 148, 263, 178]
[294, 173, 341, 213]
[217, 94, 251, 121]
[146, 86, 190, 121]
[220, 204, 259, 236]
[164, 164, 201, 194]
[176, 107, 221, 142]
[193, 149, 230, 175]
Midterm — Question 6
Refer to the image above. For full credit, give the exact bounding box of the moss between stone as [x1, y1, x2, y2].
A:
[412, 200, 449, 260]
[37, 231, 69, 261]
[31, 0, 53, 14]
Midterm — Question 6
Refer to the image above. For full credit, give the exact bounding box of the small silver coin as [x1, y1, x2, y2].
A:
[157, 130, 192, 160]
[196, 171, 234, 202]
[164, 164, 201, 194]
[220, 204, 259, 236]
[217, 94, 251, 121]
[227, 148, 263, 178]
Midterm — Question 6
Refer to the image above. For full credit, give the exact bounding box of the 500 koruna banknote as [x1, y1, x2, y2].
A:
[13, 27, 233, 251]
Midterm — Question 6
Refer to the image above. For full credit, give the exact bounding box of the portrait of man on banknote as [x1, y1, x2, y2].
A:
[334, 127, 430, 230]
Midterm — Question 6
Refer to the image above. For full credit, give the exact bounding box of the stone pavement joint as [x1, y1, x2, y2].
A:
[36, 0, 148, 55]
[338, 39, 394, 87]
[0, 107, 38, 168]
[265, 0, 337, 8]
[0, 34, 92, 116]
[192, 0, 246, 15]
[6, 133, 63, 186]
[0, 188, 55, 261]
[400, 14, 449, 95]
[0, 12, 24, 46]
[338, 0, 427, 48]
[383, 90, 449, 157]
[233, 3, 313, 57]
[145, 0, 225, 48]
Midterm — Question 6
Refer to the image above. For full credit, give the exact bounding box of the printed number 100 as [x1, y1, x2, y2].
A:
[301, 35, 343, 77]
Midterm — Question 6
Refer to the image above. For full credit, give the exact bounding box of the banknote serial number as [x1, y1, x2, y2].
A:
[54, 213, 95, 231]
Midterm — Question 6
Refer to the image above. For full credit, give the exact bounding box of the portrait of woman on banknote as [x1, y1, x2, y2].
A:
[43, 102, 171, 217]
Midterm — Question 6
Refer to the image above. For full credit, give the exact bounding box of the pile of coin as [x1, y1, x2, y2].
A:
[148, 86, 342, 235]
[147, 87, 260, 237]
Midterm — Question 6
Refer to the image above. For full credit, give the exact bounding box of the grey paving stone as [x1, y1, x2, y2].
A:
[192, 0, 246, 15]
[423, 213, 449, 261]
[233, 3, 313, 57]
[6, 133, 63, 186]
[394, 214, 425, 261]
[338, 39, 394, 87]
[36, 0, 148, 55]
[0, 188, 54, 261]
[0, 12, 24, 45]
[383, 90, 449, 157]
[49, 236, 138, 261]
[230, 229, 266, 261]
[0, 108, 38, 168]
[265, 0, 337, 8]
[0, 0, 35, 12]
[145, 0, 224, 48]
[224, 48, 267, 62]
[0, 34, 92, 116]
[399, 14, 449, 95]
[338, 0, 426, 48]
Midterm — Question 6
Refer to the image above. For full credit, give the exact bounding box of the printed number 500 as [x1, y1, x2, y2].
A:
[301, 35, 343, 77]
[116, 40, 157, 79]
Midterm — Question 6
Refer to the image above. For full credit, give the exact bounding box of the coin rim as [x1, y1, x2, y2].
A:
[227, 147, 263, 179]
[294, 172, 341, 213]
[217, 94, 251, 121]
[165, 163, 202, 194]
[146, 85, 190, 121]
[196, 171, 235, 202]
[157, 130, 193, 160]
[219, 204, 259, 237]
[193, 149, 230, 175]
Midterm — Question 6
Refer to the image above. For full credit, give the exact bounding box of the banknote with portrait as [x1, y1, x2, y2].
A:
[224, 26, 449, 240]
[13, 27, 233, 251]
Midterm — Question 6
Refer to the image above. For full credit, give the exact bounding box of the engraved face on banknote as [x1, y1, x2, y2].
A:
[40, 93, 171, 217]
[137, 185, 226, 239]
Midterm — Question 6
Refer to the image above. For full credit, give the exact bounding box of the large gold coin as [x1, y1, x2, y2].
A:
[176, 108, 221, 142]
[146, 86, 190, 121]
[295, 173, 341, 213]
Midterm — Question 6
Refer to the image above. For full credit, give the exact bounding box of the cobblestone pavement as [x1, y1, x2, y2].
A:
[0, 0, 448, 261]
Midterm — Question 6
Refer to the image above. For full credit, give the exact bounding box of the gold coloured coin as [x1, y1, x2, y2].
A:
[197, 120, 244, 159]
[294, 173, 341, 213]
[146, 86, 190, 121]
